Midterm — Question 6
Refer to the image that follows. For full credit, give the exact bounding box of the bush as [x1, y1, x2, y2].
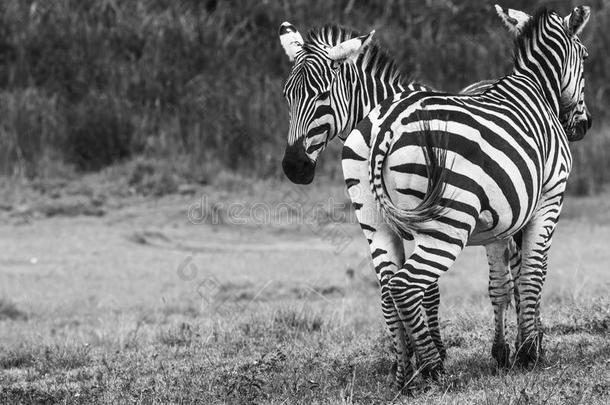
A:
[64, 93, 133, 171]
[0, 0, 608, 190]
[127, 158, 179, 196]
[0, 88, 64, 177]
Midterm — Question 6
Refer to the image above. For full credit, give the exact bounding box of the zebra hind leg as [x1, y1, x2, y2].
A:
[354, 215, 416, 386]
[389, 238, 464, 381]
[368, 231, 415, 388]
[423, 282, 445, 362]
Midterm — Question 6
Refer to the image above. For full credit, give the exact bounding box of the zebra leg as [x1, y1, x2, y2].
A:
[485, 240, 513, 368]
[402, 245, 445, 362]
[364, 227, 446, 384]
[507, 236, 523, 353]
[372, 235, 445, 372]
[342, 122, 443, 386]
[423, 282, 445, 362]
[370, 229, 414, 386]
[515, 208, 559, 367]
[344, 176, 415, 386]
[389, 237, 465, 380]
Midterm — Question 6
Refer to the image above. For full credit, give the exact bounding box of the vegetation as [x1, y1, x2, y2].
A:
[0, 0, 609, 193]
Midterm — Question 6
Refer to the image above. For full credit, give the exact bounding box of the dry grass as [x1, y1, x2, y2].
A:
[0, 181, 609, 404]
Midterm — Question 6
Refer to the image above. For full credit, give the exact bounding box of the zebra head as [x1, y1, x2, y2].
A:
[279, 23, 375, 184]
[496, 5, 592, 140]
[558, 6, 592, 141]
[513, 7, 592, 142]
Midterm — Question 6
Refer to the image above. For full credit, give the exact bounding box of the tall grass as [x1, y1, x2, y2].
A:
[0, 0, 608, 193]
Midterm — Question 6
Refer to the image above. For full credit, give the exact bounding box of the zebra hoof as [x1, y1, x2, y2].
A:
[515, 337, 542, 368]
[492, 342, 511, 368]
[537, 330, 545, 357]
[438, 346, 447, 363]
[390, 360, 397, 375]
[421, 362, 444, 381]
[392, 363, 415, 391]
[393, 379, 412, 394]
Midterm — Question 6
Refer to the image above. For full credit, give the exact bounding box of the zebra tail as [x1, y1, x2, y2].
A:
[369, 115, 450, 236]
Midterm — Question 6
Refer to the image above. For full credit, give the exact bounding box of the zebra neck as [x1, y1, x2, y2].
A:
[336, 63, 405, 141]
[512, 12, 563, 117]
[513, 61, 561, 117]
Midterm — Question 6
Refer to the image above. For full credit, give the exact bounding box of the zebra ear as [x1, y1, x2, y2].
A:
[328, 31, 375, 63]
[279, 22, 304, 62]
[494, 5, 531, 36]
[564, 6, 591, 36]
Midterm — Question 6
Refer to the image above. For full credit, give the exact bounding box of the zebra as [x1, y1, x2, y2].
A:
[341, 6, 591, 386]
[279, 23, 450, 364]
[278, 7, 551, 373]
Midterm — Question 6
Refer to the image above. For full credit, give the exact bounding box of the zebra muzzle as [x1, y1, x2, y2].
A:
[569, 116, 591, 142]
[282, 142, 316, 184]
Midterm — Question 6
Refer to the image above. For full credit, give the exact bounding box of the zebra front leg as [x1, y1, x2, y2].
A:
[389, 237, 465, 380]
[515, 206, 560, 367]
[485, 240, 514, 368]
[512, 252, 544, 362]
[507, 236, 523, 353]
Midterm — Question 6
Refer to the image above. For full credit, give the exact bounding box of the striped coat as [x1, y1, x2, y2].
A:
[342, 7, 591, 384]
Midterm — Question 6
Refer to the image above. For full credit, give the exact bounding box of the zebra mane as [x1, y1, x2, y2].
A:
[513, 7, 554, 64]
[303, 25, 404, 85]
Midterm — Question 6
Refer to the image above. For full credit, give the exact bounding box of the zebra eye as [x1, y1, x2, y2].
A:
[581, 45, 589, 60]
[318, 91, 330, 101]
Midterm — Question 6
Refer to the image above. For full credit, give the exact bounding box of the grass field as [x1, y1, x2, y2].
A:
[0, 176, 609, 404]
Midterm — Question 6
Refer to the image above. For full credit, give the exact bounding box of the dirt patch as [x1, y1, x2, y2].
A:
[9, 196, 105, 219]
[126, 230, 173, 247]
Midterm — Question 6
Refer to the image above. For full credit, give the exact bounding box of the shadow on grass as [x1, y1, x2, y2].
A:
[547, 318, 609, 335]
[0, 347, 35, 369]
[436, 329, 610, 396]
[0, 298, 28, 321]
[0, 344, 91, 373]
[0, 378, 100, 405]
[0, 386, 71, 405]
[214, 346, 396, 405]
[545, 303, 610, 336]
